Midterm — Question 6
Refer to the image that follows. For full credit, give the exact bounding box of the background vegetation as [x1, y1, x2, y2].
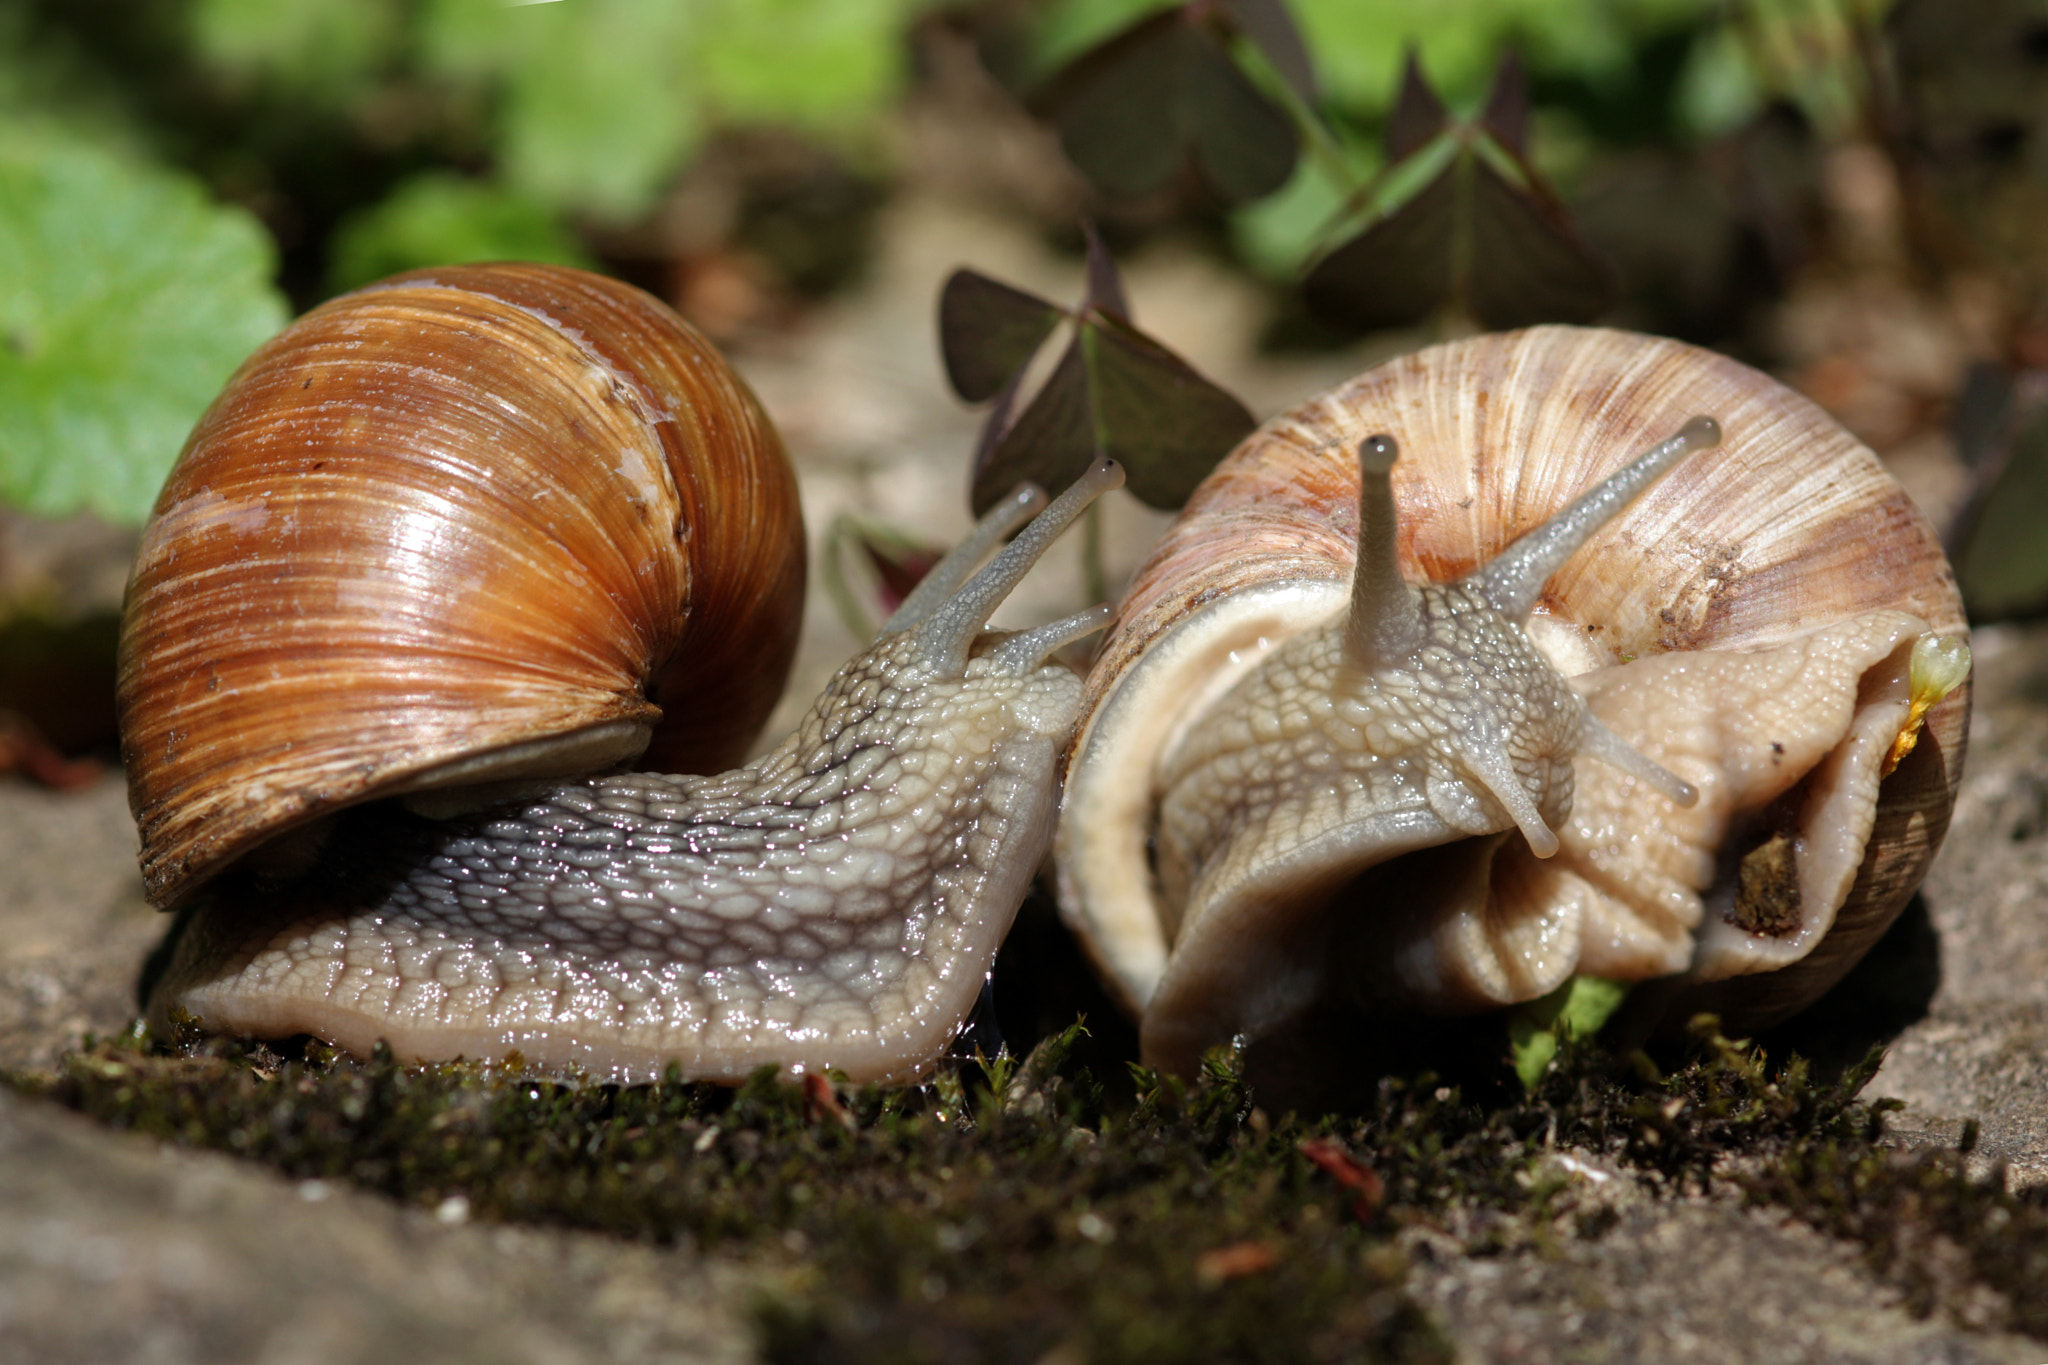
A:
[7, 0, 2044, 780]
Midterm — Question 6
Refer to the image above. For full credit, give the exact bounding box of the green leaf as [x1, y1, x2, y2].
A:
[418, 0, 929, 223]
[0, 133, 287, 523]
[1303, 54, 1613, 332]
[1038, 2, 1300, 205]
[1227, 143, 1373, 281]
[1508, 975, 1630, 1092]
[187, 0, 404, 107]
[326, 173, 597, 296]
[951, 241, 1255, 515]
[420, 0, 703, 222]
[694, 0, 928, 130]
[938, 270, 1065, 404]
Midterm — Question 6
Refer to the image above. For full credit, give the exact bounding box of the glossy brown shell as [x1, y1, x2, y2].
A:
[1064, 325, 1968, 1029]
[118, 264, 805, 910]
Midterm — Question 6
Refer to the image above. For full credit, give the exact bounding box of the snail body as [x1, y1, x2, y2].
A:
[123, 263, 1121, 1084]
[1055, 326, 1969, 1078]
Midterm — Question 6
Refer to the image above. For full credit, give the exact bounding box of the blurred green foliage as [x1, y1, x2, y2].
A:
[0, 132, 287, 523]
[185, 0, 937, 224]
[0, 0, 1982, 534]
[327, 172, 597, 294]
[0, 0, 940, 525]
[1030, 0, 1886, 134]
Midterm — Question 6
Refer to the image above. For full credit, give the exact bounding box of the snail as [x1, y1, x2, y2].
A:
[1054, 326, 1970, 1079]
[120, 262, 1123, 1085]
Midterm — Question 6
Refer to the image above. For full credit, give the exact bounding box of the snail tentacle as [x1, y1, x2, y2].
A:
[1469, 416, 1721, 618]
[881, 483, 1047, 634]
[993, 603, 1115, 675]
[1576, 708, 1699, 806]
[1057, 328, 1969, 1085]
[906, 457, 1124, 678]
[127, 264, 1125, 1086]
[1342, 435, 1425, 671]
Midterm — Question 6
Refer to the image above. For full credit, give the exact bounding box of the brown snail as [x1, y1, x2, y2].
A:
[121, 262, 1122, 1084]
[1054, 326, 1971, 1079]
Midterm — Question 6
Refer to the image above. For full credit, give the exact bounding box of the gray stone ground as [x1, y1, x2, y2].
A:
[4, 197, 2046, 1362]
[1868, 623, 2048, 1190]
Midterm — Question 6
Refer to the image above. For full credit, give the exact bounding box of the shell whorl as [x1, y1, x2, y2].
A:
[117, 264, 805, 911]
[1085, 327, 1962, 703]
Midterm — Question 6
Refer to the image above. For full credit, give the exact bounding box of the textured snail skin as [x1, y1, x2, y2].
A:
[151, 462, 1126, 1085]
[1055, 326, 1969, 1078]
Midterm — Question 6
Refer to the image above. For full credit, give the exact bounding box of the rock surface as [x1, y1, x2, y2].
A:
[0, 1087, 755, 1365]
[1865, 624, 2048, 1189]
[1406, 1179, 2038, 1364]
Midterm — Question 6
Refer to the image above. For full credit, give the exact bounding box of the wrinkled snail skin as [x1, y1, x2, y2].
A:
[1054, 326, 1969, 1078]
[124, 261, 1126, 1084]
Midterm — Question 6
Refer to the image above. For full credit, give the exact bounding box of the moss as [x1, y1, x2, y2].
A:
[1748, 1132, 2048, 1336]
[9, 1022, 1463, 1363]
[5, 1013, 2040, 1358]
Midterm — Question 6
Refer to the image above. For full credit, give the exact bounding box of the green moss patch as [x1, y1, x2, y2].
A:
[5, 1016, 2040, 1360]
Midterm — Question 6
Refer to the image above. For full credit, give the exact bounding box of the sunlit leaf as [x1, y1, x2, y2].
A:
[1037, 2, 1301, 205]
[1227, 145, 1368, 282]
[1303, 53, 1614, 332]
[944, 238, 1255, 515]
[939, 270, 1065, 404]
[417, 0, 928, 223]
[694, 0, 927, 130]
[1509, 975, 1629, 1092]
[1464, 155, 1615, 329]
[1083, 311, 1257, 507]
[420, 0, 702, 222]
[0, 134, 288, 523]
[187, 0, 403, 107]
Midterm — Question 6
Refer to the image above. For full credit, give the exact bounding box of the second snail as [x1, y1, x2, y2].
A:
[1057, 324, 1970, 1082]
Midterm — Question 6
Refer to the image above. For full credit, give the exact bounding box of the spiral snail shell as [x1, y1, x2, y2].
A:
[122, 262, 1122, 1084]
[1054, 326, 1970, 1078]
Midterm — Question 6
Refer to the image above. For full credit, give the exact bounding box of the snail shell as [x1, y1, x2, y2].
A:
[1055, 325, 1969, 1077]
[120, 262, 1123, 1083]
[119, 263, 805, 911]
